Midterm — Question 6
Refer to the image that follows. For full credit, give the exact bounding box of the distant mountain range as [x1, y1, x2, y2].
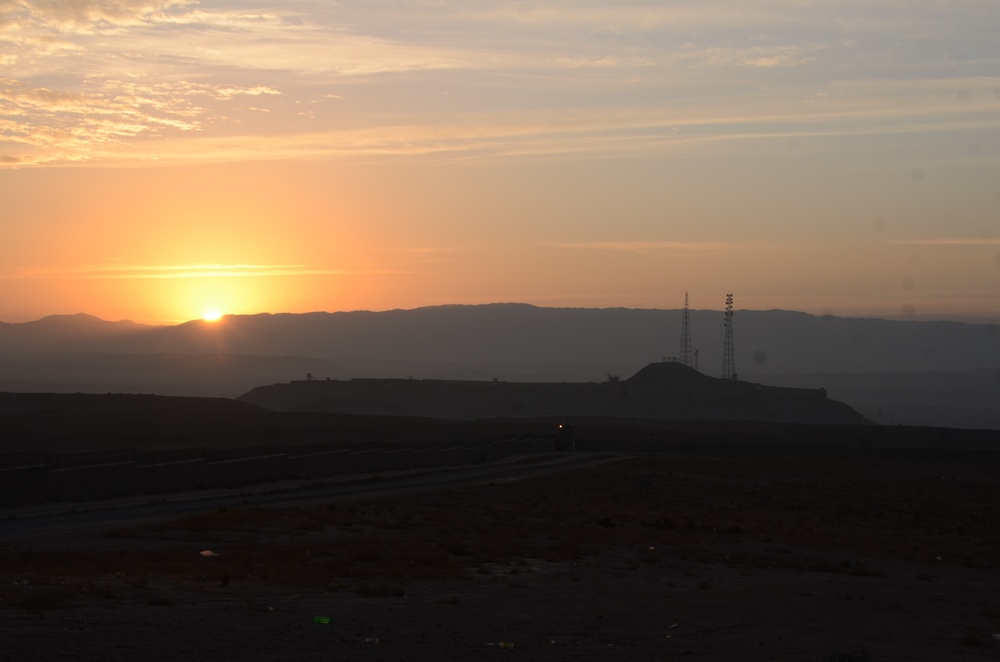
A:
[3, 305, 998, 373]
[1, 305, 998, 429]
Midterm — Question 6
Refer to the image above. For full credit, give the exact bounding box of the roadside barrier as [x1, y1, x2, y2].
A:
[0, 436, 558, 506]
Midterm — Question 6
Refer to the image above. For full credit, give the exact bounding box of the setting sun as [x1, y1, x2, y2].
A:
[202, 310, 223, 322]
[1, 1, 998, 327]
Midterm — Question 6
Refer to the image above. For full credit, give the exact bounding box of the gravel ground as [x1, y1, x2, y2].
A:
[2, 452, 1000, 661]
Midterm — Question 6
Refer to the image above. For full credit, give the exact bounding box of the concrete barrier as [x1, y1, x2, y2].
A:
[287, 449, 353, 479]
[207, 453, 289, 488]
[47, 462, 138, 502]
[0, 435, 560, 505]
[0, 450, 47, 470]
[0, 465, 48, 505]
[137, 459, 208, 494]
[50, 448, 136, 469]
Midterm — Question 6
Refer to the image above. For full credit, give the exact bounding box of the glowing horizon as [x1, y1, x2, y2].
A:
[2, 2, 998, 325]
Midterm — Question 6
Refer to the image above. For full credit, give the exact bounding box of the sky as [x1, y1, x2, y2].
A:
[1, 1, 999, 325]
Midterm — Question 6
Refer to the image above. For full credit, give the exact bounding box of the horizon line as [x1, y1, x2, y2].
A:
[3, 303, 998, 327]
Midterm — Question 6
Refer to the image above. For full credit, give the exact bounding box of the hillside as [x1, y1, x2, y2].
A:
[1, 304, 997, 428]
[239, 361, 870, 425]
[3, 305, 998, 375]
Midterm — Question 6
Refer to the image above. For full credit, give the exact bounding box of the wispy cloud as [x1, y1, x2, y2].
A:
[886, 238, 1000, 247]
[2, 2, 999, 167]
[1, 1, 196, 30]
[674, 43, 824, 68]
[556, 240, 749, 255]
[558, 238, 1000, 256]
[2, 263, 384, 279]
[0, 78, 281, 164]
[381, 244, 494, 255]
[38, 87, 994, 166]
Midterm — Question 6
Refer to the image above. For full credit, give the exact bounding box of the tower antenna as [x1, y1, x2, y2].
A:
[722, 294, 736, 381]
[679, 292, 693, 368]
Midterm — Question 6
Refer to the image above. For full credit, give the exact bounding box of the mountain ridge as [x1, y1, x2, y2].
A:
[1, 304, 997, 428]
[1, 303, 997, 375]
[238, 360, 871, 426]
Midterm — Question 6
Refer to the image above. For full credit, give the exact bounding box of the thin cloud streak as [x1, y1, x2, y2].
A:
[12, 87, 995, 167]
[1, 2, 999, 322]
[3, 1, 999, 167]
[887, 239, 1000, 247]
[559, 238, 1000, 255]
[380, 244, 498, 255]
[2, 264, 394, 280]
[557, 241, 752, 255]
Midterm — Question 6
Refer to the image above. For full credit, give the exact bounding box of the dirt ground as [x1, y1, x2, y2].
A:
[2, 452, 1000, 661]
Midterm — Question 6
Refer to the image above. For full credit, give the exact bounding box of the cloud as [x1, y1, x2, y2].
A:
[384, 245, 489, 254]
[675, 43, 824, 68]
[34, 83, 994, 167]
[557, 238, 1000, 257]
[3, 2, 999, 167]
[0, 78, 282, 164]
[0, 0, 196, 33]
[887, 238, 1000, 247]
[2, 263, 368, 280]
[556, 240, 749, 255]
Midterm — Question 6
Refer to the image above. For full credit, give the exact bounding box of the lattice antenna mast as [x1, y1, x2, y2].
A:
[721, 294, 736, 381]
[679, 292, 693, 368]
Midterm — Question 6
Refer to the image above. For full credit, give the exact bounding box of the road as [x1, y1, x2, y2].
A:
[0, 452, 622, 548]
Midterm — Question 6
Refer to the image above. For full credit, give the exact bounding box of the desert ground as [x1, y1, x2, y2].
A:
[2, 448, 1000, 661]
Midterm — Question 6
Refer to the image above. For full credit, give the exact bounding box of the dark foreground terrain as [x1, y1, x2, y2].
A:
[2, 449, 1000, 661]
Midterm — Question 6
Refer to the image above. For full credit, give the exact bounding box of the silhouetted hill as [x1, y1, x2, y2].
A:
[2, 304, 998, 428]
[0, 352, 346, 398]
[2, 305, 997, 375]
[760, 370, 1000, 429]
[0, 314, 150, 352]
[239, 361, 870, 425]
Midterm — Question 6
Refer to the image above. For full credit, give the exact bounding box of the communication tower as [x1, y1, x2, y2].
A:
[679, 292, 693, 368]
[722, 294, 736, 381]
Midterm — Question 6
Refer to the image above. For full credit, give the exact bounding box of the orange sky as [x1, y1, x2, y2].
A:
[2, 2, 998, 324]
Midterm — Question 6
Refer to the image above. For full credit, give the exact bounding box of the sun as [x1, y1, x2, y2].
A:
[202, 310, 223, 322]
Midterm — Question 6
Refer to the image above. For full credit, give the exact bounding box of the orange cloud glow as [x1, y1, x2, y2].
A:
[1, 2, 998, 324]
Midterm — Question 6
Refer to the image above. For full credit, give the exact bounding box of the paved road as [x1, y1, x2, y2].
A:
[0, 452, 622, 548]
